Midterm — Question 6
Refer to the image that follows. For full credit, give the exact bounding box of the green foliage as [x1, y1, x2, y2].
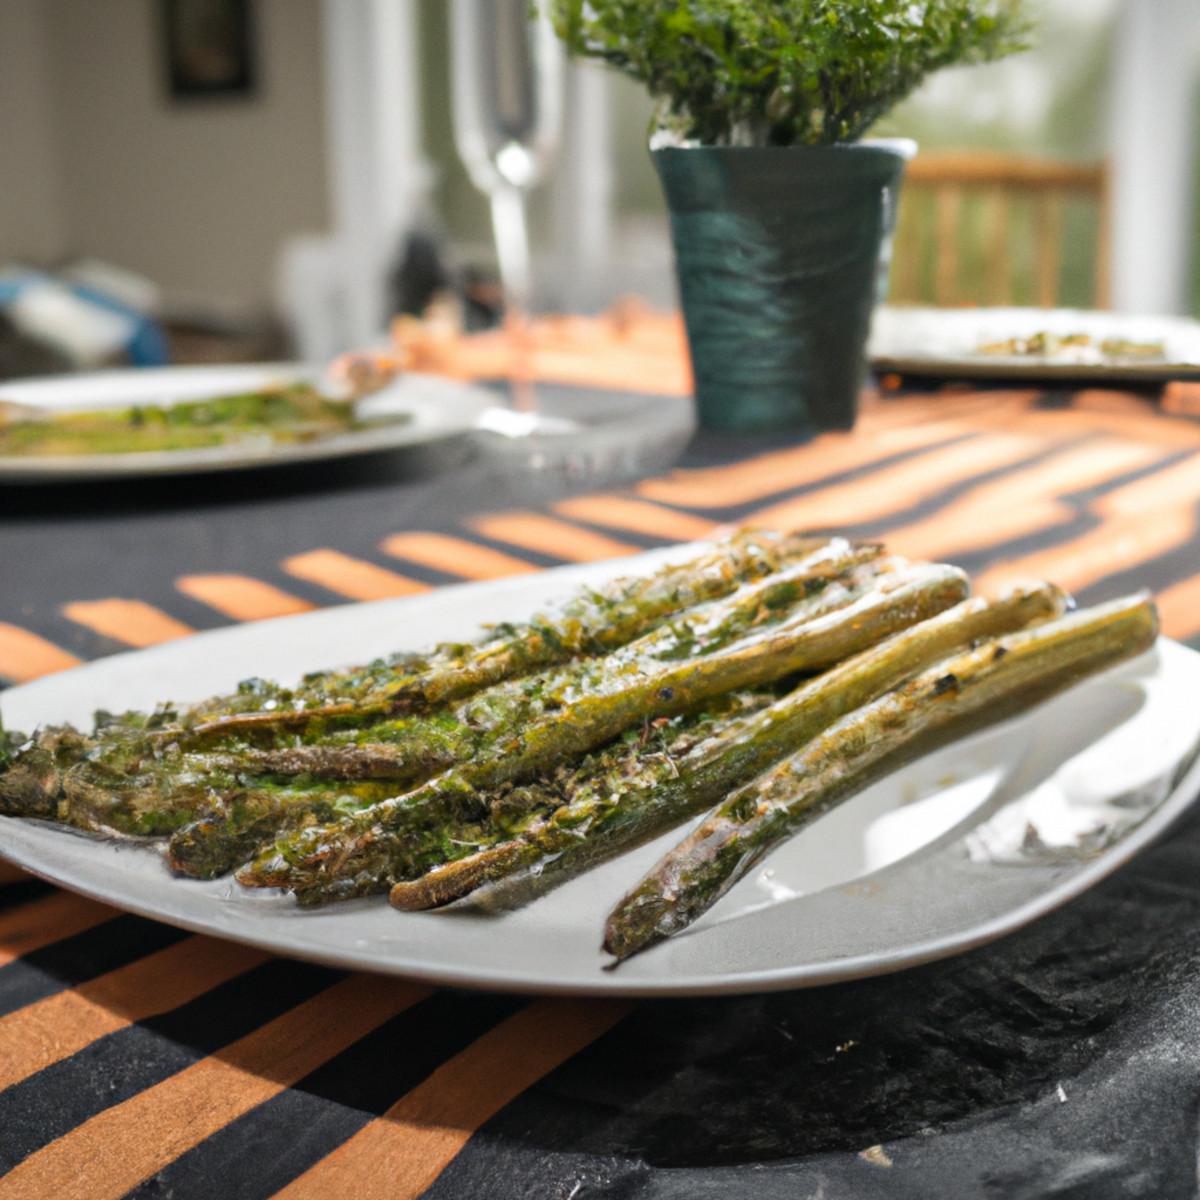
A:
[549, 0, 1034, 146]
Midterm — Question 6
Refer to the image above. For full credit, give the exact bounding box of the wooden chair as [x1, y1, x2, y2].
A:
[889, 151, 1111, 309]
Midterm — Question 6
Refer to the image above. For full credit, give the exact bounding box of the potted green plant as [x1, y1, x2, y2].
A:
[550, 0, 1033, 432]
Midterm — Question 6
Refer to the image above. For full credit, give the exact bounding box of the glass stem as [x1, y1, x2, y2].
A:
[490, 182, 536, 412]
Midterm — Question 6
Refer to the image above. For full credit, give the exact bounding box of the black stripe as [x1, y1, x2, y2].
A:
[349, 551, 490, 591]
[0, 913, 186, 1017]
[370, 558, 491, 589]
[0, 877, 57, 912]
[6, 608, 136, 665]
[276, 546, 447, 604]
[148, 588, 237, 634]
[934, 513, 1105, 583]
[544, 525, 665, 555]
[941, 449, 1198, 592]
[672, 424, 818, 471]
[1057, 447, 1193, 504]
[0, 958, 342, 1171]
[123, 989, 527, 1200]
[418, 1004, 642, 1200]
[1078, 549, 1200, 612]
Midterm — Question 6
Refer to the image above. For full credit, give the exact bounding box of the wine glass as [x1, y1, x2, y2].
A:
[450, 0, 564, 412]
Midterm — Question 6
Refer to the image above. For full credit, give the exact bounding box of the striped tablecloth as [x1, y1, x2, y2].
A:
[3, 381, 1200, 1197]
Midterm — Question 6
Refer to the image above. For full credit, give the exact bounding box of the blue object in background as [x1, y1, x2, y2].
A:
[0, 268, 170, 368]
[67, 280, 170, 366]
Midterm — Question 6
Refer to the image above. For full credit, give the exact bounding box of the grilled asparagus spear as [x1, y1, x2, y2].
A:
[178, 688, 784, 887]
[145, 547, 886, 867]
[0, 534, 875, 837]
[602, 593, 1159, 961]
[389, 582, 1067, 911]
[184, 529, 857, 740]
[13, 530, 835, 760]
[239, 562, 969, 901]
[213, 549, 890, 786]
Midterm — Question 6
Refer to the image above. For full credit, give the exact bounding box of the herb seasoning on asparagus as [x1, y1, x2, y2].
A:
[186, 529, 861, 740]
[0, 531, 871, 831]
[238, 561, 968, 901]
[0, 530, 1167, 972]
[389, 582, 1066, 911]
[152, 541, 891, 875]
[602, 592, 1159, 961]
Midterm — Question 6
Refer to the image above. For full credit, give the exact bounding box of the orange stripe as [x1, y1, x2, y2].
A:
[553, 494, 720, 541]
[61, 600, 193, 647]
[272, 997, 632, 1200]
[1071, 388, 1159, 418]
[0, 891, 119, 964]
[528, 346, 692, 397]
[1162, 380, 1200, 418]
[0, 937, 269, 1090]
[885, 439, 1167, 563]
[282, 549, 430, 601]
[857, 388, 1042, 431]
[467, 514, 642, 562]
[745, 433, 1051, 536]
[974, 399, 1200, 450]
[0, 973, 431, 1200]
[1154, 575, 1200, 641]
[176, 575, 317, 621]
[862, 391, 1187, 453]
[0, 622, 82, 683]
[635, 417, 982, 509]
[0, 862, 31, 885]
[379, 532, 540, 580]
[975, 452, 1200, 597]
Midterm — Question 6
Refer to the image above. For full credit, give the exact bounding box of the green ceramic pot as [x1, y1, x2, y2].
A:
[653, 141, 911, 433]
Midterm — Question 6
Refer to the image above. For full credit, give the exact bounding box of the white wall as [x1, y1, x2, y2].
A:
[0, 0, 331, 316]
[0, 0, 68, 265]
[1109, 0, 1200, 314]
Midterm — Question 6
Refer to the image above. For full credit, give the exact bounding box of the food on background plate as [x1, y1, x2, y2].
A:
[0, 362, 407, 459]
[0, 530, 1158, 962]
[975, 330, 1166, 364]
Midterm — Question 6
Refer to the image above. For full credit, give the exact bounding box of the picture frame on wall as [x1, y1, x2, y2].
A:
[163, 0, 256, 99]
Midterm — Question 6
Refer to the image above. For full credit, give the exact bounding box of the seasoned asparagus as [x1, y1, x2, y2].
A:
[0, 726, 89, 820]
[20, 530, 832, 759]
[217, 548, 890, 785]
[166, 778, 408, 878]
[185, 529, 858, 740]
[4, 527, 1154, 969]
[0, 533, 875, 837]
[155, 546, 888, 872]
[602, 593, 1159, 961]
[187, 688, 784, 892]
[239, 561, 969, 901]
[389, 582, 1067, 911]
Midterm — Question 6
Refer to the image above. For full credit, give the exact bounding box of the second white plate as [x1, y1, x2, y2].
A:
[868, 306, 1200, 382]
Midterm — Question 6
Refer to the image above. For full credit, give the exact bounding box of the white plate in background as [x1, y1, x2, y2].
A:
[869, 306, 1200, 382]
[0, 364, 496, 482]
